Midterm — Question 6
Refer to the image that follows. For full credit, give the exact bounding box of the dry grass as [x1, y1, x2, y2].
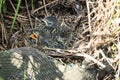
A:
[0, 0, 120, 79]
[71, 0, 120, 79]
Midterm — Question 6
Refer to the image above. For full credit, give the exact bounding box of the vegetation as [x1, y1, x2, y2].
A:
[0, 0, 120, 79]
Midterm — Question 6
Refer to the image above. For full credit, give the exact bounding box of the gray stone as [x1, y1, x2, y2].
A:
[0, 47, 114, 80]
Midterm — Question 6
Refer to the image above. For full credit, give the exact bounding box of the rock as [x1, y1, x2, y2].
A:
[0, 47, 63, 80]
[0, 47, 114, 80]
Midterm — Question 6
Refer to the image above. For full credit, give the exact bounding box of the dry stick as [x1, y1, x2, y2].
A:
[1, 22, 5, 44]
[86, 0, 91, 32]
[115, 38, 120, 79]
[9, 0, 29, 23]
[32, 0, 58, 14]
[99, 49, 115, 70]
[74, 15, 82, 23]
[43, 47, 105, 68]
[43, 0, 48, 16]
[75, 53, 106, 68]
[1, 14, 7, 45]
[43, 47, 79, 53]
[25, 0, 33, 28]
[74, 15, 82, 29]
[9, 0, 16, 12]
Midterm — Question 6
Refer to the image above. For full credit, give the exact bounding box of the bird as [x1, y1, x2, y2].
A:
[42, 16, 60, 29]
[29, 15, 72, 49]
[28, 16, 61, 48]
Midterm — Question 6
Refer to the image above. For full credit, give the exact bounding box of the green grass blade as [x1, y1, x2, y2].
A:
[0, 0, 3, 13]
[10, 0, 21, 34]
[24, 65, 27, 80]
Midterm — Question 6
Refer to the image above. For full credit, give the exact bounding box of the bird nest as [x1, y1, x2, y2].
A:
[0, 0, 120, 79]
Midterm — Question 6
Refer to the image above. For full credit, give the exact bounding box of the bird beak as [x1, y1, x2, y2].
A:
[42, 19, 48, 26]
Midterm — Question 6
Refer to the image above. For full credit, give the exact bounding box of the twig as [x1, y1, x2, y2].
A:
[99, 49, 115, 70]
[43, 0, 48, 16]
[9, 0, 16, 12]
[0, 13, 7, 45]
[43, 47, 79, 53]
[44, 47, 105, 68]
[75, 53, 106, 68]
[32, 0, 58, 14]
[115, 35, 120, 79]
[74, 15, 82, 23]
[86, 0, 91, 32]
[25, 0, 33, 28]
